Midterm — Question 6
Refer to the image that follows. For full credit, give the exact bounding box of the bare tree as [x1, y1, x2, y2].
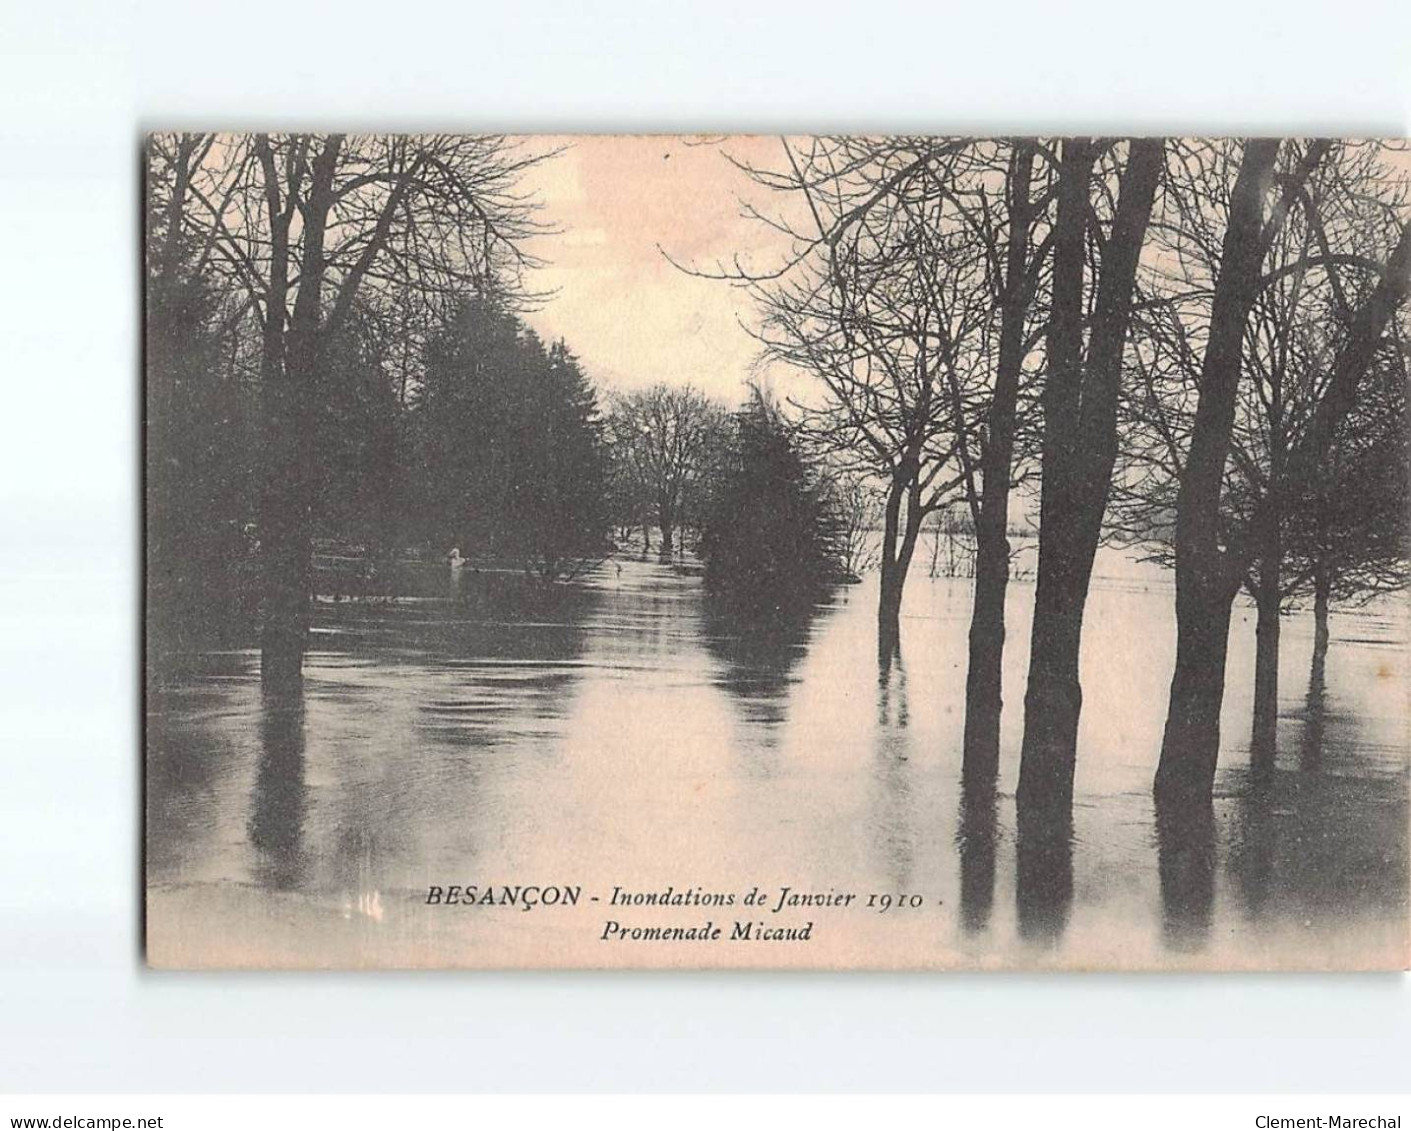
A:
[694, 137, 1055, 772]
[1016, 137, 1164, 813]
[1286, 352, 1409, 680]
[604, 384, 726, 560]
[1143, 139, 1411, 805]
[960, 140, 1052, 784]
[721, 138, 1017, 655]
[146, 132, 552, 689]
[825, 469, 884, 580]
[1116, 141, 1411, 774]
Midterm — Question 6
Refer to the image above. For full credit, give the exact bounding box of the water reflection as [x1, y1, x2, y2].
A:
[1301, 655, 1328, 773]
[145, 674, 246, 884]
[331, 570, 599, 658]
[877, 638, 909, 729]
[248, 687, 308, 891]
[1154, 796, 1216, 951]
[1226, 774, 1277, 921]
[871, 641, 915, 889]
[146, 554, 1409, 968]
[1224, 757, 1407, 933]
[957, 781, 998, 934]
[1015, 798, 1074, 946]
[701, 595, 822, 733]
[1222, 658, 1337, 925]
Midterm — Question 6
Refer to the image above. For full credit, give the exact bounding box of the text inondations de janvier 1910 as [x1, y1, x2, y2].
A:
[423, 882, 936, 943]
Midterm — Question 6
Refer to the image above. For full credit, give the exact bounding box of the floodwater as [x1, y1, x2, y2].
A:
[145, 550, 1410, 969]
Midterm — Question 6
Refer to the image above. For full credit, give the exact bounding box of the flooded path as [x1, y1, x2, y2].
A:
[146, 552, 1409, 968]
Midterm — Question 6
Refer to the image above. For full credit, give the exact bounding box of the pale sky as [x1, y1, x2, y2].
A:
[516, 137, 1411, 411]
[519, 135, 798, 406]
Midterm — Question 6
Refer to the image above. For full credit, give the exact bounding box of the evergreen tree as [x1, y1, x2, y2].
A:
[146, 170, 260, 654]
[699, 391, 844, 622]
[312, 309, 405, 557]
[409, 298, 610, 578]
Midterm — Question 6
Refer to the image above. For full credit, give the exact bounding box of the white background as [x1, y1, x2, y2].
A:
[1, 0, 1409, 1094]
[3, 1096, 1409, 1129]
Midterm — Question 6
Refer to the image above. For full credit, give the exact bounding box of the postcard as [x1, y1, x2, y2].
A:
[144, 134, 1410, 969]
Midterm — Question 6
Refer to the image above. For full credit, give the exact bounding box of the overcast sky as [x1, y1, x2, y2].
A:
[517, 137, 1411, 411]
[520, 135, 796, 405]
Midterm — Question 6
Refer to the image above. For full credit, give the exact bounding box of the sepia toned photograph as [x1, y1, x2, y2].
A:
[144, 133, 1411, 970]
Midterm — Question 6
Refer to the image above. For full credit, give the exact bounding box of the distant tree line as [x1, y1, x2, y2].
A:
[603, 384, 731, 559]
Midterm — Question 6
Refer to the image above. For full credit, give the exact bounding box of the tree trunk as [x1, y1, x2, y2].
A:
[877, 479, 901, 654]
[877, 473, 916, 655]
[1154, 576, 1238, 805]
[877, 512, 923, 655]
[261, 283, 323, 691]
[1018, 547, 1090, 806]
[1311, 560, 1331, 679]
[256, 136, 340, 692]
[957, 779, 998, 933]
[1250, 529, 1282, 773]
[253, 139, 296, 691]
[877, 568, 903, 656]
[259, 443, 313, 692]
[1302, 561, 1331, 771]
[155, 134, 199, 282]
[658, 504, 675, 561]
[961, 141, 1038, 785]
[962, 532, 1009, 779]
[1154, 792, 1216, 950]
[1015, 139, 1095, 808]
[1018, 138, 1163, 810]
[1253, 332, 1288, 776]
[1155, 140, 1286, 802]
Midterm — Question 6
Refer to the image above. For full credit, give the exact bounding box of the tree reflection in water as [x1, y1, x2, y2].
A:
[248, 680, 309, 892]
[146, 554, 1408, 966]
[1154, 794, 1217, 951]
[877, 637, 909, 729]
[701, 594, 823, 734]
[1015, 795, 1074, 946]
[1301, 652, 1328, 774]
[872, 640, 915, 890]
[957, 779, 998, 934]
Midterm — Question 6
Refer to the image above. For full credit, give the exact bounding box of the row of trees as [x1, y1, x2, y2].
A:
[148, 131, 855, 693]
[150, 132, 1409, 818]
[719, 137, 1410, 809]
[147, 134, 613, 685]
[601, 383, 880, 585]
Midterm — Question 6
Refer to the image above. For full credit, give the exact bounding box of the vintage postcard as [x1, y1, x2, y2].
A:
[144, 134, 1410, 969]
